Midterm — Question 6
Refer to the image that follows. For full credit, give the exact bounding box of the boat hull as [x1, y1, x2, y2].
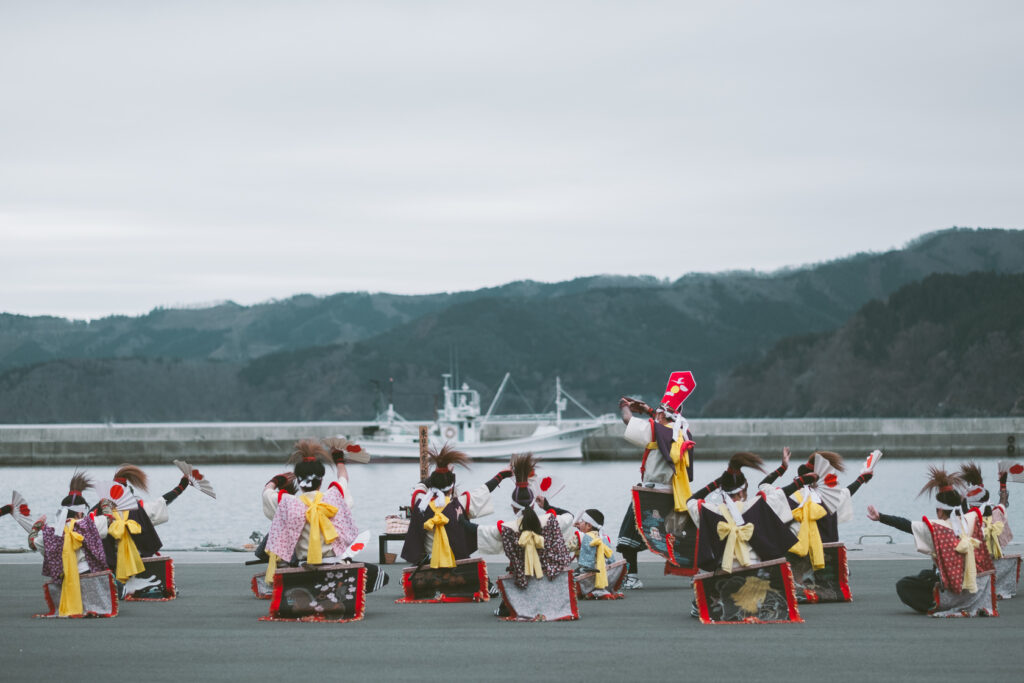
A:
[346, 423, 601, 461]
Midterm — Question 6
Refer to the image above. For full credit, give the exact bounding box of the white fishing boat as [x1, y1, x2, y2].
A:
[345, 373, 612, 461]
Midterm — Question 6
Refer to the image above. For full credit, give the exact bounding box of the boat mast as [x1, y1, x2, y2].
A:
[481, 372, 511, 426]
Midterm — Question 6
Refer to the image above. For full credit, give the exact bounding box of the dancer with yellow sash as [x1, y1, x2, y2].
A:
[867, 466, 996, 615]
[262, 439, 387, 591]
[570, 509, 621, 598]
[684, 453, 801, 623]
[94, 462, 212, 598]
[478, 454, 575, 619]
[615, 371, 697, 590]
[958, 462, 1017, 598]
[400, 444, 501, 568]
[28, 472, 116, 618]
[686, 452, 797, 573]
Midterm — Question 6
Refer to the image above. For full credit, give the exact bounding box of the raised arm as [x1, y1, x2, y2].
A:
[866, 504, 912, 534]
[759, 447, 791, 486]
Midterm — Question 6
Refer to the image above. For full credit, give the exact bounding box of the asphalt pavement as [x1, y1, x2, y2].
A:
[0, 546, 1019, 682]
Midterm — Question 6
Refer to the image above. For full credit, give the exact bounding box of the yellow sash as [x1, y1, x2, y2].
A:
[955, 530, 981, 594]
[108, 510, 145, 582]
[58, 521, 84, 617]
[982, 517, 1005, 559]
[789, 491, 828, 569]
[669, 439, 692, 512]
[716, 504, 754, 573]
[425, 498, 455, 569]
[587, 531, 614, 589]
[519, 530, 546, 579]
[264, 551, 279, 584]
[301, 492, 339, 565]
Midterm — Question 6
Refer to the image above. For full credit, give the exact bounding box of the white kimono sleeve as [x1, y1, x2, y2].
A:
[477, 521, 507, 555]
[911, 520, 935, 555]
[144, 498, 170, 526]
[623, 417, 653, 448]
[459, 483, 494, 519]
[262, 487, 281, 520]
[761, 487, 794, 525]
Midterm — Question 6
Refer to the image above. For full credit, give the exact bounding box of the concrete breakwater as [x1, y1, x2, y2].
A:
[0, 417, 1020, 465]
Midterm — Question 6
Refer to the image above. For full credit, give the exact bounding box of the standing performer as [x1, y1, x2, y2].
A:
[867, 466, 996, 615]
[615, 371, 696, 588]
[28, 472, 116, 618]
[399, 444, 503, 568]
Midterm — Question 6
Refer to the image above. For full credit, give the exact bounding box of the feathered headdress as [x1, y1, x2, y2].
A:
[113, 464, 148, 492]
[720, 452, 765, 494]
[428, 444, 471, 473]
[421, 444, 470, 492]
[288, 439, 332, 466]
[56, 470, 93, 528]
[510, 452, 538, 509]
[919, 466, 965, 508]
[958, 462, 989, 504]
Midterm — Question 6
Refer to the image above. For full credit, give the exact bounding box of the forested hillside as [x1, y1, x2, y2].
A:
[1, 228, 1021, 422]
[703, 272, 1024, 417]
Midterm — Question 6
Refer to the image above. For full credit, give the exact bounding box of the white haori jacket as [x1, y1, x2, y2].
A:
[623, 416, 674, 486]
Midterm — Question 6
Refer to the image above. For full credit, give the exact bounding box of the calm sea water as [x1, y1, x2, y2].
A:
[2, 458, 1020, 552]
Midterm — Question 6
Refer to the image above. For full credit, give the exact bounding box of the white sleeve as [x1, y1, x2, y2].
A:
[623, 417, 653, 448]
[761, 487, 794, 524]
[144, 498, 170, 526]
[262, 488, 281, 520]
[833, 488, 854, 524]
[477, 523, 504, 555]
[556, 512, 575, 542]
[93, 515, 109, 538]
[686, 498, 702, 525]
[333, 477, 352, 509]
[461, 483, 494, 519]
[911, 520, 935, 555]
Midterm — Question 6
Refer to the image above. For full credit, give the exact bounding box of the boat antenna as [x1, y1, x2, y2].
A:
[482, 372, 512, 425]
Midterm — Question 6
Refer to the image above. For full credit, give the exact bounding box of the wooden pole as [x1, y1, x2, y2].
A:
[418, 425, 429, 480]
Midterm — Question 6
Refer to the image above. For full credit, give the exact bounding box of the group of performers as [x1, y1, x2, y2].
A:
[4, 369, 1019, 623]
[2, 461, 211, 617]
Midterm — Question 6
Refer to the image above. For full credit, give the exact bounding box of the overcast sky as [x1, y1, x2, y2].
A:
[2, 2, 1021, 320]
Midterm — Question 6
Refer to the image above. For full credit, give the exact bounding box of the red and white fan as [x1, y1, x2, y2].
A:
[812, 452, 847, 518]
[173, 460, 217, 499]
[94, 479, 141, 511]
[530, 472, 565, 502]
[998, 460, 1024, 484]
[9, 490, 36, 532]
[322, 530, 371, 563]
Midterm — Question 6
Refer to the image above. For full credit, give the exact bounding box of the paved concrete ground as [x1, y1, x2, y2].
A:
[1, 548, 1019, 682]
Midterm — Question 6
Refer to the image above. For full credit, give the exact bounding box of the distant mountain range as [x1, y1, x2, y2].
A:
[1, 227, 1022, 422]
[703, 271, 1024, 417]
